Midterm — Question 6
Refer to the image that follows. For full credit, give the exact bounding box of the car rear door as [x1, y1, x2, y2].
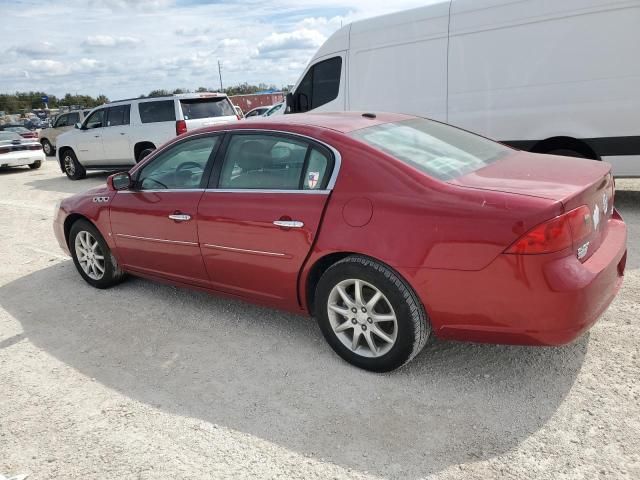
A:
[109, 134, 222, 286]
[197, 131, 337, 308]
[101, 104, 133, 163]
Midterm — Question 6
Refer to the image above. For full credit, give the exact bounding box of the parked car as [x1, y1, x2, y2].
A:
[56, 92, 239, 180]
[244, 106, 270, 118]
[285, 0, 640, 177]
[53, 112, 627, 371]
[263, 103, 283, 117]
[39, 110, 90, 156]
[0, 125, 38, 139]
[0, 131, 45, 170]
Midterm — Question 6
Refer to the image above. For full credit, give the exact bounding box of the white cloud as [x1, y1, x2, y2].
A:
[257, 28, 326, 55]
[8, 41, 59, 57]
[27, 58, 105, 77]
[83, 35, 141, 47]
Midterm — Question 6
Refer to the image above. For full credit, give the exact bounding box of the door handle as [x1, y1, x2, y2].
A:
[273, 220, 304, 228]
[168, 213, 191, 222]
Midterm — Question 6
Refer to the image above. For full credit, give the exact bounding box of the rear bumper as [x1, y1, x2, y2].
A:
[0, 151, 44, 167]
[405, 215, 627, 345]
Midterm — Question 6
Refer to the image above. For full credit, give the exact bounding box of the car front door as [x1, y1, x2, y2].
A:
[101, 104, 133, 163]
[109, 134, 221, 286]
[197, 131, 336, 308]
[50, 113, 74, 145]
[76, 108, 106, 164]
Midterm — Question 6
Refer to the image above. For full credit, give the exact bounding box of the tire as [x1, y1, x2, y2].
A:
[315, 255, 430, 372]
[41, 139, 54, 157]
[62, 149, 86, 180]
[28, 160, 42, 169]
[69, 219, 125, 289]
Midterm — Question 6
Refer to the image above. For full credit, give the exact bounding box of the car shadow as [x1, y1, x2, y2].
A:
[0, 262, 588, 479]
[24, 171, 111, 194]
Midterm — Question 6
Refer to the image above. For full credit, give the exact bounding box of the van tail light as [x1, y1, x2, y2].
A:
[176, 120, 187, 136]
[505, 205, 592, 255]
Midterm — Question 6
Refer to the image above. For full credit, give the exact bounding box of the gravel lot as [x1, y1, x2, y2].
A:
[1, 159, 638, 480]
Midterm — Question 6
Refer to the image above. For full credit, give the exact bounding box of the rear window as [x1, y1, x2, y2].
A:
[139, 100, 176, 123]
[350, 118, 511, 181]
[0, 132, 21, 142]
[180, 97, 235, 120]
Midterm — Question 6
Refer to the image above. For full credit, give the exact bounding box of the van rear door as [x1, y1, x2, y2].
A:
[179, 96, 237, 130]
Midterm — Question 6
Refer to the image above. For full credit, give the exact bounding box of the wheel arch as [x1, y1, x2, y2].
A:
[134, 141, 156, 162]
[63, 213, 92, 248]
[530, 136, 600, 160]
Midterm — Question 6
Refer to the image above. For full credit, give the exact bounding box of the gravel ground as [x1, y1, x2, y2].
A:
[0, 159, 638, 480]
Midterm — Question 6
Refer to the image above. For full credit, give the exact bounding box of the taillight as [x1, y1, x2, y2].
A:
[0, 147, 9, 155]
[176, 120, 187, 136]
[505, 205, 592, 255]
[28, 144, 43, 150]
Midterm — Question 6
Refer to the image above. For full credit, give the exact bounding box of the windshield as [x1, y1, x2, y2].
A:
[180, 97, 235, 119]
[349, 118, 512, 181]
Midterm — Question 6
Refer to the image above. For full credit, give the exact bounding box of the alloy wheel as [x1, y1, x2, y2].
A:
[74, 231, 105, 280]
[64, 155, 75, 176]
[327, 279, 398, 358]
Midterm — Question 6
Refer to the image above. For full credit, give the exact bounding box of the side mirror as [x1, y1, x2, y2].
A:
[138, 148, 155, 162]
[74, 122, 82, 129]
[108, 172, 132, 191]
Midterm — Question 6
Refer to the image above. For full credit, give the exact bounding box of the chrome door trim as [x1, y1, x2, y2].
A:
[129, 128, 342, 190]
[115, 233, 198, 246]
[202, 243, 287, 257]
[118, 189, 205, 194]
[273, 220, 304, 228]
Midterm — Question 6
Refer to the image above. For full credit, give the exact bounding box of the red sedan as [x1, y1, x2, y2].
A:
[53, 112, 627, 371]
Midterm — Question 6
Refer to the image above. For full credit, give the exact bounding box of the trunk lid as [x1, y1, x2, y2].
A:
[449, 151, 615, 262]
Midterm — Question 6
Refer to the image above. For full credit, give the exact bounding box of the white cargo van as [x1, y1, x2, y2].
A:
[285, 0, 640, 177]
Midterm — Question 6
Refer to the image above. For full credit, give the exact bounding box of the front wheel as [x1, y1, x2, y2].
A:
[62, 150, 86, 180]
[315, 256, 430, 372]
[69, 220, 125, 289]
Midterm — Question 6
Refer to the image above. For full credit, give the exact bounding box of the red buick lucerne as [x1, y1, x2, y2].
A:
[53, 112, 627, 371]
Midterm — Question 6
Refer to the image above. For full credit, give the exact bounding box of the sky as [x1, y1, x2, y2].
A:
[0, 0, 434, 101]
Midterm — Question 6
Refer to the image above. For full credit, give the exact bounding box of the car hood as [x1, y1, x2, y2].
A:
[447, 151, 611, 204]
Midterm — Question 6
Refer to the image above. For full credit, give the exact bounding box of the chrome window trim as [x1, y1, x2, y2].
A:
[203, 243, 287, 257]
[118, 189, 205, 194]
[132, 128, 342, 191]
[204, 189, 329, 195]
[115, 233, 198, 246]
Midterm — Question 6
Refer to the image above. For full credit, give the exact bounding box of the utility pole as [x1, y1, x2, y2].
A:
[218, 60, 223, 92]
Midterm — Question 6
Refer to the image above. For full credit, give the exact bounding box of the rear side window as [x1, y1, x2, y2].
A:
[138, 100, 176, 123]
[217, 134, 332, 190]
[180, 98, 235, 119]
[294, 56, 342, 112]
[68, 112, 80, 125]
[350, 118, 511, 181]
[106, 104, 130, 127]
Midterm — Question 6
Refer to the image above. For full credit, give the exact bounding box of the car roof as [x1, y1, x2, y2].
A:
[214, 111, 415, 134]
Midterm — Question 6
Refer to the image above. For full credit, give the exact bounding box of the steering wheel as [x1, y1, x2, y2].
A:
[142, 177, 168, 189]
[177, 161, 202, 172]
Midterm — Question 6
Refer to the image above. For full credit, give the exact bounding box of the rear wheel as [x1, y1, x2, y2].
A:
[28, 160, 42, 169]
[62, 150, 86, 180]
[315, 255, 430, 372]
[41, 139, 54, 156]
[69, 220, 125, 289]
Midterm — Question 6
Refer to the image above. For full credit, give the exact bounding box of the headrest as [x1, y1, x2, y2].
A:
[237, 140, 268, 171]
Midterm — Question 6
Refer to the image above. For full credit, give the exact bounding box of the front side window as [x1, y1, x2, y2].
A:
[84, 109, 105, 129]
[55, 114, 68, 128]
[106, 104, 131, 127]
[293, 56, 342, 113]
[350, 118, 512, 181]
[218, 134, 332, 190]
[138, 100, 176, 124]
[137, 135, 219, 190]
